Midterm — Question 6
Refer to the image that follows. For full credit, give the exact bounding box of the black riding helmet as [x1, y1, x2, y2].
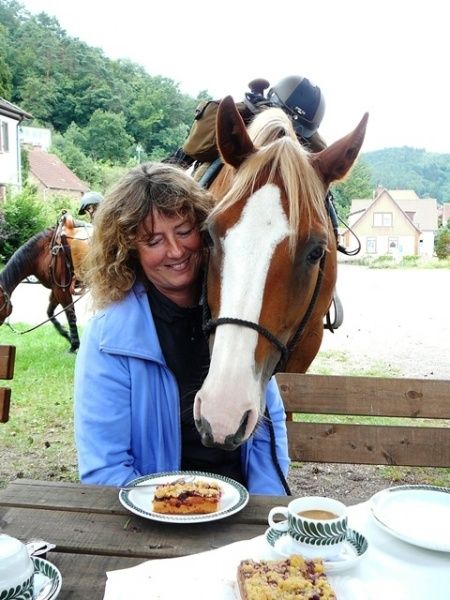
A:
[79, 191, 103, 215]
[267, 75, 325, 139]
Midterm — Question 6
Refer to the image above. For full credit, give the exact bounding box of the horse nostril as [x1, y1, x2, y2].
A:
[195, 414, 215, 448]
[240, 410, 250, 435]
[201, 432, 215, 448]
[223, 410, 251, 450]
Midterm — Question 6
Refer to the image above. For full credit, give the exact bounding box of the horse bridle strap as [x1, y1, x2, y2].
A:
[203, 317, 289, 367]
[203, 252, 326, 375]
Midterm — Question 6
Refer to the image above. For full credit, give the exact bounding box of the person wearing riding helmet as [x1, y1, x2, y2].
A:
[78, 191, 104, 222]
[266, 75, 326, 152]
[165, 74, 327, 172]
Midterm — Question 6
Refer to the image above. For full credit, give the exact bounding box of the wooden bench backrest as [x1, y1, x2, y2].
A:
[0, 345, 16, 423]
[275, 373, 450, 468]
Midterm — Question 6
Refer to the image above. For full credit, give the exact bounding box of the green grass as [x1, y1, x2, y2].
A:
[0, 323, 79, 487]
[1, 323, 449, 489]
[347, 256, 450, 269]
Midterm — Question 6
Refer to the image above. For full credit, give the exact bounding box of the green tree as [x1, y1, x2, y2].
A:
[82, 109, 135, 163]
[0, 55, 12, 98]
[51, 131, 100, 189]
[331, 160, 374, 218]
[126, 76, 196, 158]
[0, 23, 12, 98]
[19, 75, 58, 122]
[434, 223, 450, 259]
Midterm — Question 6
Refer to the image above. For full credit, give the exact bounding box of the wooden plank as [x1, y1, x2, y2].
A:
[0, 506, 266, 559]
[0, 345, 15, 379]
[0, 480, 128, 513]
[0, 480, 288, 523]
[48, 552, 143, 600]
[0, 388, 10, 423]
[287, 421, 450, 467]
[277, 373, 450, 418]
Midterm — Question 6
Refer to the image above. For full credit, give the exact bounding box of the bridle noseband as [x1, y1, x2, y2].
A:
[202, 252, 326, 375]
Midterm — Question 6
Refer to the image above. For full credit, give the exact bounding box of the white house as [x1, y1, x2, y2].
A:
[344, 188, 439, 259]
[0, 98, 32, 199]
[20, 126, 52, 152]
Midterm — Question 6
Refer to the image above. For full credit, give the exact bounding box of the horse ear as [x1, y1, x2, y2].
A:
[216, 96, 255, 168]
[312, 113, 369, 186]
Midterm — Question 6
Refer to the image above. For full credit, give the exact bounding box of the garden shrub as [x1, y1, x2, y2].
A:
[0, 186, 47, 262]
[435, 225, 450, 259]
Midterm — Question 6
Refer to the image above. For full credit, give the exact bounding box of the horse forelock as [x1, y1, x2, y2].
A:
[210, 108, 328, 254]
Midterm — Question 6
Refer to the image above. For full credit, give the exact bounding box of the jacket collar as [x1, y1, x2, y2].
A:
[97, 281, 166, 364]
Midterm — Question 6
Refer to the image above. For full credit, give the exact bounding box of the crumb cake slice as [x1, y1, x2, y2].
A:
[237, 555, 337, 600]
[152, 479, 222, 514]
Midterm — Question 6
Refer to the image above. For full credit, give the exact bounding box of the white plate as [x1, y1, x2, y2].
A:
[265, 527, 368, 573]
[370, 484, 450, 552]
[33, 556, 62, 599]
[119, 470, 249, 523]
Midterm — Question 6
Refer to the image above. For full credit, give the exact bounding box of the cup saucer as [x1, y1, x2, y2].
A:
[265, 527, 368, 573]
[32, 556, 62, 599]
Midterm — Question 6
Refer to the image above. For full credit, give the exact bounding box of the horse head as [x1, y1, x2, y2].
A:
[193, 96, 368, 450]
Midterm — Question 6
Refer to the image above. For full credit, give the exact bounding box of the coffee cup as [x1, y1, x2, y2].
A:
[268, 496, 348, 559]
[0, 534, 34, 599]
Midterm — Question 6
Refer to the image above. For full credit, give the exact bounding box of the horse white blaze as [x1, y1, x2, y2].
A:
[195, 184, 290, 443]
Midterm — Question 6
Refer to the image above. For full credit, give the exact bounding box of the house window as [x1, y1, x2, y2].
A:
[373, 212, 392, 227]
[0, 121, 9, 153]
[366, 238, 377, 253]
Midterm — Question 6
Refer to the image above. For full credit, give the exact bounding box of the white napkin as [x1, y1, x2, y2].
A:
[103, 535, 368, 600]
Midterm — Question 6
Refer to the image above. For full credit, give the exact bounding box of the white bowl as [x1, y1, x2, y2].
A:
[0, 534, 34, 596]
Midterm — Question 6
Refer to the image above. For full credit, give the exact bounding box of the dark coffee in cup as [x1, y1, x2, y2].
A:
[298, 509, 338, 520]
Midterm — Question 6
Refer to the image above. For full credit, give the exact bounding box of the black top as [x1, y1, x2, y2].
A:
[147, 282, 244, 484]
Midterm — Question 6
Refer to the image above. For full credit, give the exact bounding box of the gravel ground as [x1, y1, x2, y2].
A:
[4, 265, 450, 501]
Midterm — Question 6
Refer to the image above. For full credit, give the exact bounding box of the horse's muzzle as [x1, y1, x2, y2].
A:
[195, 410, 251, 451]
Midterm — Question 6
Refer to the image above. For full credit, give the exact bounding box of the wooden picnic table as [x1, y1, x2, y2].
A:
[0, 479, 289, 599]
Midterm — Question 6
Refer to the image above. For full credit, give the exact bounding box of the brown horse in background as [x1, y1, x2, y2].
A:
[0, 213, 92, 352]
[194, 97, 368, 449]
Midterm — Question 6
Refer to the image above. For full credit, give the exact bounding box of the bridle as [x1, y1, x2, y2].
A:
[202, 189, 337, 375]
[202, 251, 326, 376]
[199, 165, 360, 376]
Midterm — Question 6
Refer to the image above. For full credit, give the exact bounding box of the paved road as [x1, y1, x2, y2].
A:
[2, 266, 449, 379]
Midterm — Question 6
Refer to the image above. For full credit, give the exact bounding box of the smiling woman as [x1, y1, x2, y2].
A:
[135, 211, 203, 307]
[74, 162, 291, 496]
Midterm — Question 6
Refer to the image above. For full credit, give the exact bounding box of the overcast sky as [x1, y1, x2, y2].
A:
[17, 0, 450, 153]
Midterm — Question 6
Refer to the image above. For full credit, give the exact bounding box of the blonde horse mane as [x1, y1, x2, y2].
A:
[209, 107, 328, 253]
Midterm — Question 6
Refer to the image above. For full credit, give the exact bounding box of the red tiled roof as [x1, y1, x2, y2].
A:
[28, 149, 88, 192]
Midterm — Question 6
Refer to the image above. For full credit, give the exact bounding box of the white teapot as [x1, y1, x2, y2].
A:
[0, 533, 34, 599]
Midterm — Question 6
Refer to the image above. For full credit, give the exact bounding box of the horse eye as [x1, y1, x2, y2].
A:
[307, 246, 325, 264]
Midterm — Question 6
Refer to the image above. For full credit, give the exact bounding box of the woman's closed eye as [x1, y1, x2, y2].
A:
[176, 226, 196, 237]
[145, 235, 163, 247]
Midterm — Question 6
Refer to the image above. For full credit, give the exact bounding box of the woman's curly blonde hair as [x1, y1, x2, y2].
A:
[83, 162, 214, 309]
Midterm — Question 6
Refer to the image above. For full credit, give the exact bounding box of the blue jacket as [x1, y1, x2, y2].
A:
[74, 281, 290, 494]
